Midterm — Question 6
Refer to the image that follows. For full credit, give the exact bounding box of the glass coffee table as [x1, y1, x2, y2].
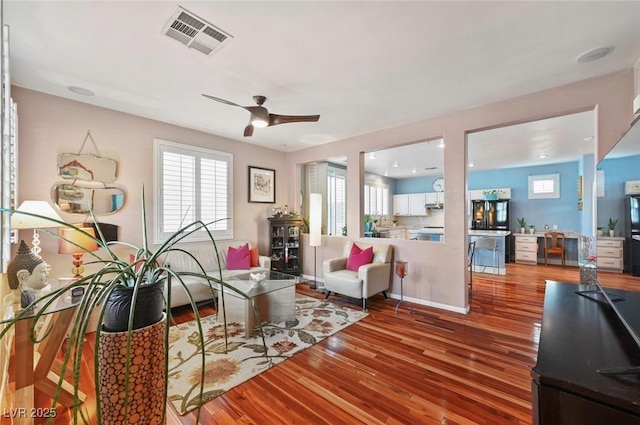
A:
[212, 271, 301, 338]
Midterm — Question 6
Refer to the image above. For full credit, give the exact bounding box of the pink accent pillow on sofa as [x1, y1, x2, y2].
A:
[227, 243, 250, 270]
[345, 244, 374, 271]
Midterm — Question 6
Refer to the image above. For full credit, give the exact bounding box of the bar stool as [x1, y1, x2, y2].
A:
[473, 237, 499, 274]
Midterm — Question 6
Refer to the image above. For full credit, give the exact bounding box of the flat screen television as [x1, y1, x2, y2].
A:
[577, 281, 640, 374]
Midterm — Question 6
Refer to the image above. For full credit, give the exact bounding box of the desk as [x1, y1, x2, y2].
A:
[532, 281, 640, 424]
[3, 291, 86, 424]
[514, 232, 581, 266]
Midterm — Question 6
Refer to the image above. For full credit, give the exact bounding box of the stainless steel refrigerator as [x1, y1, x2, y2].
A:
[625, 195, 640, 276]
[471, 199, 510, 231]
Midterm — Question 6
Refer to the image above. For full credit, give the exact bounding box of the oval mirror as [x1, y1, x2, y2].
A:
[51, 181, 126, 215]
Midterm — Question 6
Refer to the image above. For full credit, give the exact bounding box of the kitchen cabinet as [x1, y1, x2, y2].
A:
[596, 238, 624, 272]
[436, 192, 444, 205]
[408, 193, 426, 215]
[380, 228, 405, 239]
[393, 194, 409, 216]
[515, 235, 538, 264]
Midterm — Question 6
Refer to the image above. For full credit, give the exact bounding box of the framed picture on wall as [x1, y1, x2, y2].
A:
[248, 166, 276, 203]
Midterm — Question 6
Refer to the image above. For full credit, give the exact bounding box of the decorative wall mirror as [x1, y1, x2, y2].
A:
[57, 153, 117, 183]
[54, 131, 124, 214]
[51, 181, 126, 215]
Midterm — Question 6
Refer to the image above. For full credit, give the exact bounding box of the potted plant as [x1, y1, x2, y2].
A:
[597, 227, 603, 237]
[608, 218, 618, 237]
[517, 217, 527, 234]
[482, 189, 502, 200]
[392, 218, 399, 227]
[529, 225, 535, 234]
[1, 189, 260, 424]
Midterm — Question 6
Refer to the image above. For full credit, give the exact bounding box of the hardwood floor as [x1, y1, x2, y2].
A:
[17, 264, 640, 424]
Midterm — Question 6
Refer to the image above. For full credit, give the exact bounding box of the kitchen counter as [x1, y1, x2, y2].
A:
[469, 230, 511, 237]
[468, 230, 511, 275]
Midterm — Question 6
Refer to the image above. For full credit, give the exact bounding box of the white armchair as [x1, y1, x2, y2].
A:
[323, 241, 394, 311]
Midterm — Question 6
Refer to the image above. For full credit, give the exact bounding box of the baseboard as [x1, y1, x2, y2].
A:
[389, 293, 469, 314]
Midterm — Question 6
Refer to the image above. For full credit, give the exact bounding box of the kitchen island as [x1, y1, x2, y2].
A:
[468, 230, 511, 275]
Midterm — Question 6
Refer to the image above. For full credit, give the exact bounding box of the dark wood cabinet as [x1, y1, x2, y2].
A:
[268, 217, 302, 276]
[531, 281, 640, 424]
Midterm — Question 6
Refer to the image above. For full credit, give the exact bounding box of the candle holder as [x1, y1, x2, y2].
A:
[395, 260, 411, 315]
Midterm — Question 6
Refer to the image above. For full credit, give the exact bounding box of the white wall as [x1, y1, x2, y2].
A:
[13, 87, 287, 281]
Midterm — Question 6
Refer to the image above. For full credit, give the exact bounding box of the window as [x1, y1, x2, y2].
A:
[327, 168, 346, 235]
[154, 139, 233, 243]
[364, 183, 389, 215]
[528, 173, 560, 199]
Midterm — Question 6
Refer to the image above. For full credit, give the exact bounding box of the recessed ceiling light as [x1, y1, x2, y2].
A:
[368, 153, 376, 159]
[576, 46, 614, 63]
[468, 162, 475, 167]
[584, 136, 594, 142]
[383, 171, 389, 177]
[392, 162, 399, 168]
[438, 141, 445, 148]
[412, 169, 417, 173]
[538, 154, 548, 159]
[67, 86, 94, 96]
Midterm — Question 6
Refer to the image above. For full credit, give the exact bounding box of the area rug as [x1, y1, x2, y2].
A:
[167, 294, 368, 415]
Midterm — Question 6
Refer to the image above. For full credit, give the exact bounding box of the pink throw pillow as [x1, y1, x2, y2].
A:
[227, 243, 250, 270]
[345, 244, 374, 271]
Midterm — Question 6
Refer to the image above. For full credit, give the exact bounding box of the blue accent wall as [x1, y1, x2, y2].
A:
[596, 154, 640, 232]
[387, 156, 638, 234]
[469, 162, 580, 232]
[396, 175, 442, 194]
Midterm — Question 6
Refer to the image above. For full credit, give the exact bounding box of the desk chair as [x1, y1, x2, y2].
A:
[544, 232, 566, 266]
[473, 237, 499, 274]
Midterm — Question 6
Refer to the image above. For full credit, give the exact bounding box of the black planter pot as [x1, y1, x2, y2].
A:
[103, 279, 165, 332]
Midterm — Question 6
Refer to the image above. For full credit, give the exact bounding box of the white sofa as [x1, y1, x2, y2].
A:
[161, 240, 271, 308]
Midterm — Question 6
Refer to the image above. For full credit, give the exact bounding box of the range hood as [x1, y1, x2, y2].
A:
[424, 201, 443, 209]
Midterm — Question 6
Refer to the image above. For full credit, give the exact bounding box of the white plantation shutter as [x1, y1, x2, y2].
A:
[528, 173, 560, 199]
[155, 139, 233, 243]
[364, 183, 389, 215]
[327, 170, 346, 235]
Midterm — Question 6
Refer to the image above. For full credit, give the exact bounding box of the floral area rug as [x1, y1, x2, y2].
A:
[167, 294, 368, 415]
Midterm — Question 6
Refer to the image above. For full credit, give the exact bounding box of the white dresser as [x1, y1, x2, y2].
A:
[596, 237, 624, 273]
[515, 234, 539, 264]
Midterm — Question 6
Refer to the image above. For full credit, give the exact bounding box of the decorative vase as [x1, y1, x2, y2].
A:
[520, 227, 525, 234]
[609, 229, 615, 237]
[364, 222, 372, 232]
[529, 228, 535, 234]
[483, 193, 499, 201]
[103, 279, 165, 332]
[597, 229, 603, 236]
[98, 313, 166, 425]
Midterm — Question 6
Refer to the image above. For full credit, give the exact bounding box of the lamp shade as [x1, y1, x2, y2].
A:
[11, 200, 63, 229]
[58, 225, 98, 254]
[309, 193, 322, 247]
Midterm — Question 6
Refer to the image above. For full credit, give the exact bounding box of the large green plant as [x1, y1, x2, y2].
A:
[1, 189, 267, 424]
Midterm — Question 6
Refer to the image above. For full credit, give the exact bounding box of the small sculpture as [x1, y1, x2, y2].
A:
[7, 240, 51, 308]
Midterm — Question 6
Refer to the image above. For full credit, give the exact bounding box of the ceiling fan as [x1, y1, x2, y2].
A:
[201, 94, 320, 137]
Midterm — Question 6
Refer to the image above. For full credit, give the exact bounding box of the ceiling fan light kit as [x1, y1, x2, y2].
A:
[202, 94, 320, 137]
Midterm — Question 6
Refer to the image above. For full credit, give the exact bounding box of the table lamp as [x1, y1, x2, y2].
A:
[58, 225, 98, 278]
[395, 260, 411, 315]
[11, 200, 63, 256]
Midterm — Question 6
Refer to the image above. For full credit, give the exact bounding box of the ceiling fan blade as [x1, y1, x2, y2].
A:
[269, 114, 320, 127]
[244, 124, 254, 137]
[201, 94, 243, 108]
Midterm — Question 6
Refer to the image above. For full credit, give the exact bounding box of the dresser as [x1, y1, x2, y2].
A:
[515, 234, 538, 264]
[596, 237, 624, 273]
[531, 281, 640, 424]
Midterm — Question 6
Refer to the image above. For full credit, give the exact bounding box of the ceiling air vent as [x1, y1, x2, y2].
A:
[163, 7, 232, 56]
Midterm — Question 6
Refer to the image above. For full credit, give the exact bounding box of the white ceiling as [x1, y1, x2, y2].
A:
[4, 1, 640, 171]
